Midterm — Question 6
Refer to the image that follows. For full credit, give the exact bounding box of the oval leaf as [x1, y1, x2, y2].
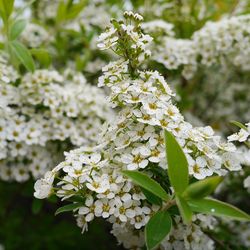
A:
[188, 198, 250, 221]
[164, 130, 189, 194]
[55, 202, 83, 216]
[141, 188, 162, 206]
[145, 210, 172, 250]
[122, 170, 169, 201]
[176, 195, 192, 224]
[10, 19, 27, 40]
[183, 176, 222, 200]
[56, 1, 67, 24]
[10, 41, 35, 72]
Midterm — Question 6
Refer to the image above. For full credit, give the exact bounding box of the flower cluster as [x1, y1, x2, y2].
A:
[141, 20, 174, 38]
[150, 15, 250, 79]
[97, 11, 152, 65]
[0, 54, 113, 182]
[140, 14, 250, 130]
[154, 37, 196, 72]
[192, 15, 250, 70]
[189, 72, 250, 128]
[32, 0, 123, 75]
[112, 214, 216, 250]
[34, 12, 243, 249]
[20, 23, 51, 48]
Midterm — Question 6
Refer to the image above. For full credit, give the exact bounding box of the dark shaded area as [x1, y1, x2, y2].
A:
[0, 180, 125, 250]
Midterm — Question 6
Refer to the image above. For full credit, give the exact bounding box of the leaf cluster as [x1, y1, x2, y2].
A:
[123, 130, 250, 250]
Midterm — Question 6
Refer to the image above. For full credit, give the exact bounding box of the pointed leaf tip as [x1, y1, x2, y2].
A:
[122, 170, 169, 201]
[164, 130, 189, 194]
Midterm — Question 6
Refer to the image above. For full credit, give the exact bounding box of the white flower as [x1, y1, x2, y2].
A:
[228, 129, 249, 142]
[79, 153, 102, 165]
[121, 147, 149, 170]
[86, 174, 110, 193]
[189, 157, 213, 179]
[130, 206, 151, 229]
[34, 171, 54, 199]
[97, 27, 118, 50]
[63, 161, 84, 178]
[222, 152, 241, 171]
[78, 196, 95, 222]
[114, 199, 135, 222]
[94, 199, 116, 218]
[147, 144, 165, 163]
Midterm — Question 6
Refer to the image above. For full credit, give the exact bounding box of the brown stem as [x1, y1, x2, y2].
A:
[163, 199, 176, 210]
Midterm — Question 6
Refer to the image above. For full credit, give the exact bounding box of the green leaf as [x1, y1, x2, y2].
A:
[122, 170, 169, 201]
[141, 188, 162, 206]
[164, 130, 189, 194]
[65, 0, 87, 20]
[145, 210, 172, 250]
[55, 202, 83, 216]
[230, 120, 248, 131]
[30, 48, 51, 68]
[183, 176, 222, 200]
[32, 199, 43, 215]
[67, 195, 86, 203]
[176, 195, 192, 224]
[0, 0, 14, 22]
[188, 198, 250, 221]
[0, 41, 4, 50]
[56, 1, 67, 24]
[10, 40, 35, 72]
[10, 19, 26, 40]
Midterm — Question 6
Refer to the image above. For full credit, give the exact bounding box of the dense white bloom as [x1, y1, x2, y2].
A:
[142, 20, 174, 37]
[0, 55, 113, 182]
[34, 12, 248, 249]
[150, 15, 250, 79]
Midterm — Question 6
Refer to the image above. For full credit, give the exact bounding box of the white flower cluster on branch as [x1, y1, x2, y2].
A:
[0, 55, 113, 182]
[151, 15, 250, 79]
[34, 12, 243, 249]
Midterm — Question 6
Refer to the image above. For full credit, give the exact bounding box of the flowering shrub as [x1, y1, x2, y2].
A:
[0, 1, 113, 182]
[0, 61, 113, 181]
[0, 1, 250, 249]
[34, 11, 250, 250]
